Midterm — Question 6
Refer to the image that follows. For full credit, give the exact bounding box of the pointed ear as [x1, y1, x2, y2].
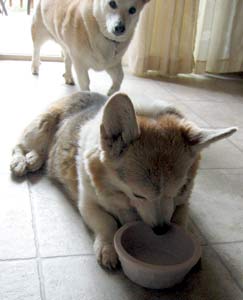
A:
[186, 126, 238, 151]
[100, 93, 140, 157]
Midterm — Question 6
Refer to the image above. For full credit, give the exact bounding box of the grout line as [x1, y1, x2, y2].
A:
[0, 257, 36, 263]
[41, 253, 94, 260]
[0, 253, 95, 263]
[27, 181, 47, 300]
[199, 167, 243, 170]
[209, 240, 243, 246]
[228, 139, 243, 154]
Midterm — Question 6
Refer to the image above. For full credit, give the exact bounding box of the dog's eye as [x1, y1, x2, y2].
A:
[129, 7, 136, 15]
[109, 1, 117, 9]
[133, 193, 146, 200]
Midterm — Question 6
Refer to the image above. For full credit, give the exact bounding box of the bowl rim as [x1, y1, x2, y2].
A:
[114, 221, 201, 272]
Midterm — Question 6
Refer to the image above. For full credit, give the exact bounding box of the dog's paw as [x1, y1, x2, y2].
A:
[26, 150, 43, 172]
[63, 73, 75, 85]
[94, 239, 118, 270]
[31, 63, 39, 75]
[10, 155, 27, 177]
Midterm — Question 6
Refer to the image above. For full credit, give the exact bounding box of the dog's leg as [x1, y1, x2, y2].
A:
[79, 199, 118, 269]
[31, 3, 51, 75]
[72, 59, 90, 91]
[62, 50, 74, 85]
[106, 62, 124, 96]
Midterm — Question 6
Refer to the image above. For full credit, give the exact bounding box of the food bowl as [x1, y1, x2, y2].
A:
[114, 221, 201, 289]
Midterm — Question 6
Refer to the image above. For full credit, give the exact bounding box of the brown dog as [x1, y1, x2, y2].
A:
[10, 92, 237, 268]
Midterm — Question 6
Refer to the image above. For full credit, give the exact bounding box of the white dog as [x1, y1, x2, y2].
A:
[31, 0, 150, 95]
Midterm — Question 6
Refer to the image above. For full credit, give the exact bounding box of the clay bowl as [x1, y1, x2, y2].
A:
[114, 221, 201, 289]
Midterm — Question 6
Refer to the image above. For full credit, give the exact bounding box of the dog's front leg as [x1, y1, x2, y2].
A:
[78, 199, 118, 269]
[72, 60, 90, 91]
[106, 62, 124, 96]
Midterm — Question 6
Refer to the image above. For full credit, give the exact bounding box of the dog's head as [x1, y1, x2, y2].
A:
[93, 0, 150, 42]
[100, 93, 237, 229]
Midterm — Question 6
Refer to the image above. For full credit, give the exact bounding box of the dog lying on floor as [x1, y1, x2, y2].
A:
[10, 92, 237, 269]
[31, 0, 150, 95]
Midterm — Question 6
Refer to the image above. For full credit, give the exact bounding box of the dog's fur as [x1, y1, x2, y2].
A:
[31, 0, 150, 95]
[10, 92, 237, 268]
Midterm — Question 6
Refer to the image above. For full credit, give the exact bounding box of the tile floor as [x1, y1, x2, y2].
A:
[0, 61, 243, 300]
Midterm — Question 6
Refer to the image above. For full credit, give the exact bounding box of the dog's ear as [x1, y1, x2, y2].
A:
[100, 93, 140, 157]
[184, 124, 237, 151]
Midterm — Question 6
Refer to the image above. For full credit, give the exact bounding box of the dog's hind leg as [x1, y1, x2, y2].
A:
[31, 2, 51, 75]
[10, 109, 60, 177]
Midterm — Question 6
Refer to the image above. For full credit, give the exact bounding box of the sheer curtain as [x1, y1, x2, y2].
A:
[194, 0, 243, 74]
[126, 0, 199, 76]
[127, 0, 243, 76]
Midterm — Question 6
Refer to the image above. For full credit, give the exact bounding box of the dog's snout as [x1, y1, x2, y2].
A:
[114, 22, 125, 35]
[152, 223, 171, 235]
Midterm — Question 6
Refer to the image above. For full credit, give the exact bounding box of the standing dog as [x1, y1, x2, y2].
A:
[10, 92, 237, 269]
[31, 0, 150, 95]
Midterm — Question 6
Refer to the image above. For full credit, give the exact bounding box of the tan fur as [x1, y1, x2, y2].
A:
[31, 0, 150, 95]
[10, 92, 237, 269]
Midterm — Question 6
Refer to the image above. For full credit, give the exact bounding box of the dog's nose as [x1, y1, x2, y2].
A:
[114, 22, 125, 35]
[152, 223, 171, 235]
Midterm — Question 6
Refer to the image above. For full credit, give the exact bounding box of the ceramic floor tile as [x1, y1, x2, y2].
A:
[182, 101, 243, 127]
[190, 169, 243, 243]
[213, 242, 243, 290]
[229, 128, 243, 152]
[0, 173, 36, 259]
[28, 173, 93, 257]
[0, 259, 41, 300]
[174, 103, 210, 127]
[199, 139, 243, 169]
[41, 247, 243, 300]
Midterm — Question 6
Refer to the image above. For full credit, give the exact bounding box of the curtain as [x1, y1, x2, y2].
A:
[126, 0, 199, 76]
[194, 0, 243, 74]
[127, 0, 243, 76]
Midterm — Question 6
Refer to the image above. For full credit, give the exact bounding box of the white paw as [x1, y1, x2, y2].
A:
[26, 150, 42, 172]
[94, 239, 118, 270]
[63, 73, 75, 85]
[10, 155, 27, 177]
[31, 63, 39, 75]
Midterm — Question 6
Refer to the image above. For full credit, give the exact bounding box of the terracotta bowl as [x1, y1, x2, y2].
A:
[114, 221, 201, 289]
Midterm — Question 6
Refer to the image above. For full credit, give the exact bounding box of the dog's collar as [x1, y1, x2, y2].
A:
[104, 35, 121, 45]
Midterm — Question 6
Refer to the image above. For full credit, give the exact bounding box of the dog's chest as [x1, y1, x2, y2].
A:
[90, 37, 127, 70]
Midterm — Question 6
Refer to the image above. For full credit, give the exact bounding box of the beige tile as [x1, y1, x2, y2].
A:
[213, 242, 243, 290]
[182, 101, 243, 127]
[190, 169, 243, 243]
[174, 103, 209, 127]
[0, 260, 41, 300]
[0, 173, 36, 259]
[28, 174, 93, 257]
[229, 128, 243, 152]
[200, 139, 243, 169]
[41, 247, 243, 300]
